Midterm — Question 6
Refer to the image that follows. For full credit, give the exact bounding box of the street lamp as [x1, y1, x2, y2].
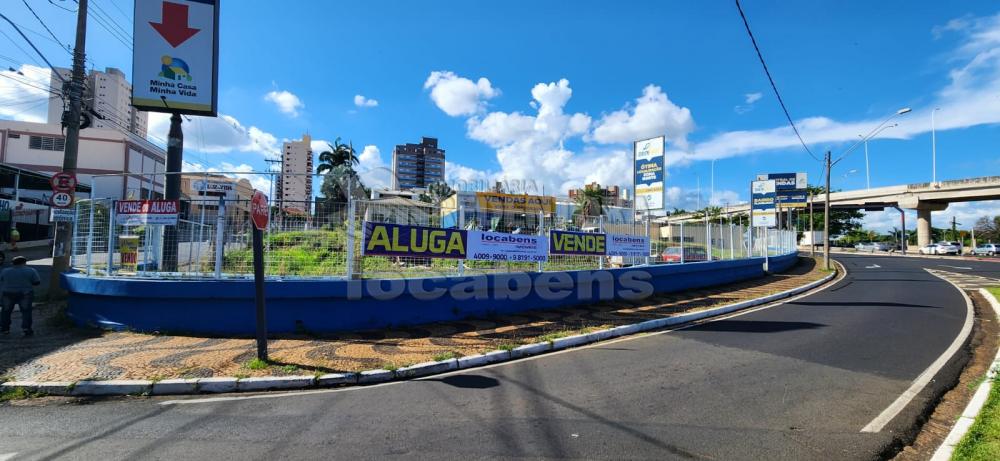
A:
[823, 107, 911, 270]
[857, 123, 898, 190]
[931, 107, 941, 183]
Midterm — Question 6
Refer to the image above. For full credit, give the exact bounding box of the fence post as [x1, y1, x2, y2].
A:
[538, 210, 545, 272]
[598, 214, 604, 270]
[679, 221, 685, 264]
[764, 227, 770, 271]
[706, 217, 712, 262]
[645, 215, 651, 266]
[70, 201, 81, 269]
[729, 224, 735, 260]
[457, 202, 465, 276]
[346, 192, 356, 280]
[106, 203, 116, 275]
[214, 196, 225, 279]
[85, 199, 95, 275]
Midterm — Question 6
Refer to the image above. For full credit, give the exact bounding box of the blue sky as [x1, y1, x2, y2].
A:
[2, 1, 999, 231]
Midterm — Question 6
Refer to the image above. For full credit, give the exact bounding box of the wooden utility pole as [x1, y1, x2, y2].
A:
[823, 151, 832, 270]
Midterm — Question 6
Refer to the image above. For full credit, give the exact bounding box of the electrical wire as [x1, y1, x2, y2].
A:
[734, 0, 820, 163]
[21, 0, 72, 55]
[0, 29, 43, 67]
[90, 0, 132, 42]
[72, 0, 132, 51]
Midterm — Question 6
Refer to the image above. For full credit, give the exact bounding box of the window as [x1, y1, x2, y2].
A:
[28, 136, 65, 151]
[7, 133, 19, 139]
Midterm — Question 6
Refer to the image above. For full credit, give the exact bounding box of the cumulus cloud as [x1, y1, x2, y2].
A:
[0, 64, 57, 123]
[148, 112, 280, 155]
[424, 71, 500, 116]
[745, 92, 763, 104]
[354, 94, 378, 108]
[589, 84, 695, 149]
[734, 92, 763, 114]
[264, 89, 304, 117]
[355, 145, 393, 189]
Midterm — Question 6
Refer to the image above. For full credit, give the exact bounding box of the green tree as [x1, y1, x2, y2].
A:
[316, 138, 359, 174]
[418, 181, 455, 204]
[804, 185, 864, 235]
[974, 215, 1000, 242]
[573, 187, 606, 217]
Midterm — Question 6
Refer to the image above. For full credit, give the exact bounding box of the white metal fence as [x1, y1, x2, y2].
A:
[68, 172, 799, 280]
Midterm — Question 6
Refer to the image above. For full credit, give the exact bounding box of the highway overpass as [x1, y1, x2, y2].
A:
[660, 175, 1000, 247]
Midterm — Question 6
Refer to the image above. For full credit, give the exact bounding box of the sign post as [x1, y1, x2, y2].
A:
[250, 190, 269, 361]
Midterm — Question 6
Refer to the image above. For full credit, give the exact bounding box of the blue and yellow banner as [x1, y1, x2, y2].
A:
[363, 222, 468, 259]
[549, 230, 607, 256]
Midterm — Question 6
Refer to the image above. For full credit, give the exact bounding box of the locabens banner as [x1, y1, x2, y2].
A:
[606, 234, 650, 257]
[467, 231, 548, 262]
[363, 222, 468, 259]
[549, 230, 607, 256]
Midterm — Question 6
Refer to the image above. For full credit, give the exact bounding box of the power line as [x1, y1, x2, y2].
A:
[734, 0, 820, 163]
[72, 0, 131, 50]
[90, 0, 132, 42]
[21, 0, 72, 55]
[0, 29, 43, 67]
[0, 72, 62, 96]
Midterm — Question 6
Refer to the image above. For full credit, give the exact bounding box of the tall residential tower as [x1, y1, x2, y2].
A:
[391, 137, 445, 190]
[48, 67, 148, 137]
[278, 134, 314, 213]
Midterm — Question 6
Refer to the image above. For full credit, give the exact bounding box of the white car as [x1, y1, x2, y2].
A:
[972, 243, 998, 256]
[919, 244, 938, 255]
[920, 242, 960, 255]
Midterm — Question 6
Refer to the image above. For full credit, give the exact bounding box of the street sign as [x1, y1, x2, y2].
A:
[50, 172, 77, 192]
[756, 173, 807, 208]
[251, 190, 269, 231]
[50, 208, 75, 222]
[132, 0, 219, 116]
[751, 180, 776, 227]
[50, 191, 74, 208]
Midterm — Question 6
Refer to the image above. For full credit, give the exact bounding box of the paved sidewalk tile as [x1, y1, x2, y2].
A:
[2, 258, 823, 382]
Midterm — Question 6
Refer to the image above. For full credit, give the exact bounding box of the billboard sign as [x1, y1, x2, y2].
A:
[467, 231, 548, 262]
[115, 200, 180, 225]
[634, 136, 665, 211]
[549, 230, 607, 256]
[363, 222, 468, 259]
[606, 234, 650, 257]
[133, 0, 219, 116]
[756, 173, 807, 208]
[751, 180, 777, 227]
[475, 192, 556, 214]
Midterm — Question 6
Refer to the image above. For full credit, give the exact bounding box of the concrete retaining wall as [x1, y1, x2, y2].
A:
[62, 252, 799, 335]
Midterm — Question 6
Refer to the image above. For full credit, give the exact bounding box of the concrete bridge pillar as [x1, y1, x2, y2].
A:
[899, 197, 948, 248]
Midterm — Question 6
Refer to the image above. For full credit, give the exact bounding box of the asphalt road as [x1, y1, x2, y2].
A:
[1, 255, 996, 460]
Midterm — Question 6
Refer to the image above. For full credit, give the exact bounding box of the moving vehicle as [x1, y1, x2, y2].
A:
[919, 242, 960, 255]
[971, 243, 998, 256]
[661, 246, 708, 263]
[855, 242, 890, 252]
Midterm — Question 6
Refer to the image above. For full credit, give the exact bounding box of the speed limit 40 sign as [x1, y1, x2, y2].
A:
[50, 191, 74, 208]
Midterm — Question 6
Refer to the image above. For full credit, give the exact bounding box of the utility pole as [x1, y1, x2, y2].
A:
[823, 151, 831, 270]
[809, 190, 814, 258]
[49, 0, 88, 297]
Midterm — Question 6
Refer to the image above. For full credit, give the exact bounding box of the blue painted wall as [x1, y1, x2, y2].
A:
[63, 253, 799, 335]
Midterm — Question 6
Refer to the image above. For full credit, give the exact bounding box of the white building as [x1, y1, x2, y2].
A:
[48, 67, 148, 138]
[278, 134, 313, 213]
[0, 120, 165, 201]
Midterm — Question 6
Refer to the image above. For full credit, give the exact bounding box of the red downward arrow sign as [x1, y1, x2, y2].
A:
[150, 1, 201, 48]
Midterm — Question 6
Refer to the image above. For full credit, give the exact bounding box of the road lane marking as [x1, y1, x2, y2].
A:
[162, 261, 849, 406]
[940, 265, 972, 270]
[865, 264, 881, 269]
[860, 269, 975, 433]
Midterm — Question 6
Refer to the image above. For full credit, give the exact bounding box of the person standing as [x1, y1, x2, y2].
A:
[1, 256, 41, 336]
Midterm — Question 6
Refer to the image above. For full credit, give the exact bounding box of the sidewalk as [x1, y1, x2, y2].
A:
[2, 257, 826, 383]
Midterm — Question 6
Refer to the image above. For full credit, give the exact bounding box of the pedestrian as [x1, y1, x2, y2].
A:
[1, 256, 41, 336]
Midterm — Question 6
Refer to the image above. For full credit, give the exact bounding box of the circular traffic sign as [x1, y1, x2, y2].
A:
[50, 172, 78, 192]
[251, 190, 269, 231]
[50, 191, 74, 208]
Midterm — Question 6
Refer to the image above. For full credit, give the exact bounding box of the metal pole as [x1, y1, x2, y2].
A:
[196, 179, 207, 276]
[809, 191, 815, 258]
[252, 225, 268, 361]
[214, 196, 225, 279]
[49, 0, 88, 296]
[457, 202, 465, 276]
[162, 116, 184, 272]
[864, 138, 870, 190]
[730, 223, 735, 260]
[85, 188, 95, 275]
[932, 109, 937, 183]
[645, 215, 651, 265]
[705, 215, 711, 262]
[680, 222, 685, 264]
[538, 210, 545, 271]
[824, 151, 832, 270]
[106, 204, 115, 275]
[764, 226, 769, 271]
[598, 214, 604, 270]
[346, 178, 356, 279]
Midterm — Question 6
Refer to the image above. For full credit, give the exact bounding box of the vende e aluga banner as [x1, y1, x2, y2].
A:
[115, 200, 180, 225]
[549, 230, 607, 256]
[363, 222, 468, 259]
[634, 136, 665, 211]
[467, 231, 548, 262]
[132, 0, 219, 115]
[606, 234, 650, 257]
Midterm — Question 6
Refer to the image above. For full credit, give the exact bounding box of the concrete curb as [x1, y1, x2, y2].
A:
[3, 263, 837, 398]
[930, 288, 1000, 461]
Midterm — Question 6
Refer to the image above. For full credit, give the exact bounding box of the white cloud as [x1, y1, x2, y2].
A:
[353, 94, 378, 108]
[148, 112, 280, 156]
[264, 89, 304, 117]
[356, 145, 393, 189]
[734, 92, 763, 114]
[745, 92, 763, 104]
[424, 71, 500, 116]
[589, 84, 694, 149]
[0, 64, 56, 123]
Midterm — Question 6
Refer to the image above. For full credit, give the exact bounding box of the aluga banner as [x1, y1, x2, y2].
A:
[467, 231, 548, 262]
[115, 200, 180, 226]
[363, 222, 468, 259]
[606, 234, 650, 257]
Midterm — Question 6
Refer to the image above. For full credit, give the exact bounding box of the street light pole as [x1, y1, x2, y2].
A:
[824, 151, 831, 270]
[931, 107, 940, 183]
[858, 123, 896, 191]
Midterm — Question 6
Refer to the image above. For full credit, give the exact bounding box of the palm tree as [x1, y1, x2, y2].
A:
[573, 188, 606, 217]
[419, 181, 455, 204]
[317, 138, 359, 174]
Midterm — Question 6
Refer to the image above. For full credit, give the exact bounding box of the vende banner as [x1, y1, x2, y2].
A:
[115, 200, 179, 225]
[606, 234, 650, 257]
[467, 231, 548, 262]
[363, 222, 468, 259]
[634, 136, 665, 211]
[549, 230, 607, 256]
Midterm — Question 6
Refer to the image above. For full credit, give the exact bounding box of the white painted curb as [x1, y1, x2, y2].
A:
[4, 261, 836, 397]
[930, 288, 1000, 461]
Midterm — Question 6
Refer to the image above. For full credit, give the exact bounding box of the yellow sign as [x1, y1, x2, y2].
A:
[119, 235, 140, 272]
[363, 222, 467, 259]
[475, 192, 556, 214]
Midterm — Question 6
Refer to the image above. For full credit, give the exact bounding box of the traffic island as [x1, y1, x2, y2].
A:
[1, 256, 832, 397]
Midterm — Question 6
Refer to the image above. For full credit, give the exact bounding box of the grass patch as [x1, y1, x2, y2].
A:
[381, 362, 400, 372]
[537, 330, 573, 343]
[0, 387, 43, 402]
[244, 358, 269, 370]
[280, 364, 299, 374]
[952, 375, 1000, 460]
[497, 342, 520, 352]
[432, 351, 459, 362]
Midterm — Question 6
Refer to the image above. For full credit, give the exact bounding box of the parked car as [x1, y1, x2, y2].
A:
[971, 243, 999, 256]
[919, 244, 938, 255]
[660, 246, 708, 263]
[920, 242, 960, 255]
[855, 242, 890, 252]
